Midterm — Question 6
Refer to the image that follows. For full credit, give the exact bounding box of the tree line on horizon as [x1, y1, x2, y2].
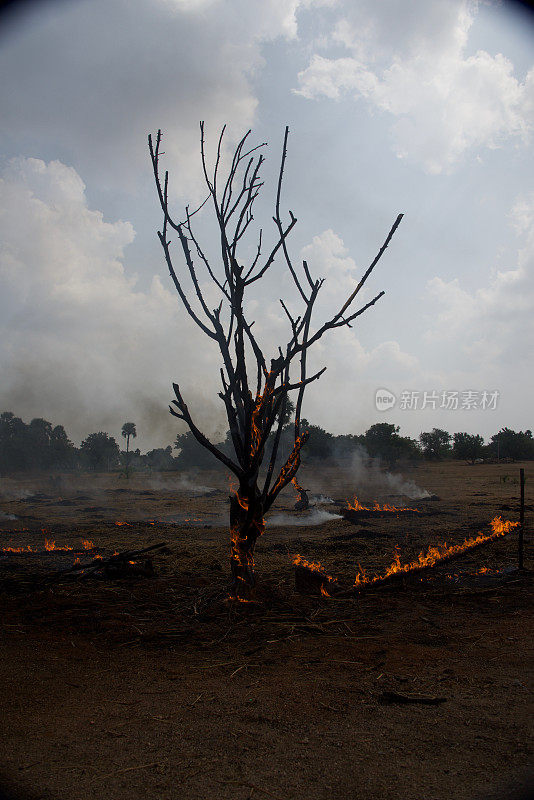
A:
[1, 410, 533, 475]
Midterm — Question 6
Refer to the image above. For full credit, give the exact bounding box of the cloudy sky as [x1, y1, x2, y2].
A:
[0, 0, 533, 451]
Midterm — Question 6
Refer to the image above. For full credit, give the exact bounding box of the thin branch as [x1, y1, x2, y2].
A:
[157, 231, 216, 340]
[171, 383, 243, 477]
[336, 214, 402, 320]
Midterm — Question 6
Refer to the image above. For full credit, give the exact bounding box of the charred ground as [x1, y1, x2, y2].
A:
[0, 461, 532, 800]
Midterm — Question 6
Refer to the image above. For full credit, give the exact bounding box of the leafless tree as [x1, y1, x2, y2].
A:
[149, 124, 402, 599]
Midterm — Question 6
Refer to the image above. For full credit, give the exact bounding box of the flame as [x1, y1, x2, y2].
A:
[2, 536, 101, 555]
[230, 522, 256, 575]
[346, 495, 419, 513]
[44, 539, 73, 552]
[227, 595, 254, 603]
[291, 476, 306, 497]
[271, 432, 308, 496]
[292, 553, 337, 590]
[354, 516, 520, 588]
[229, 490, 266, 594]
[250, 379, 275, 460]
[115, 521, 130, 527]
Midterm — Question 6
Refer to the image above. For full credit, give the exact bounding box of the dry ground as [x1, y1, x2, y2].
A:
[0, 461, 532, 800]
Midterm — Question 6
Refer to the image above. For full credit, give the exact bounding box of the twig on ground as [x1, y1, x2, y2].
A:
[100, 762, 159, 778]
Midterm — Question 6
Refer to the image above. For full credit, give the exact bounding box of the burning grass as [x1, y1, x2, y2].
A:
[352, 515, 519, 591]
[292, 516, 521, 596]
[2, 534, 96, 556]
[292, 554, 337, 596]
[345, 495, 419, 513]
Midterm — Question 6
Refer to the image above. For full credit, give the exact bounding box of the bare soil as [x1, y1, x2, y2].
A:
[0, 461, 532, 800]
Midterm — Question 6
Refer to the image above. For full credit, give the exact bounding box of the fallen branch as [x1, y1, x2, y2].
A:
[379, 691, 447, 705]
[43, 542, 168, 583]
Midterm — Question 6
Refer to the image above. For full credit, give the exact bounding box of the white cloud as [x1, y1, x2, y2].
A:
[0, 157, 224, 448]
[425, 191, 534, 376]
[0, 0, 312, 201]
[295, 0, 534, 173]
[301, 228, 359, 302]
[290, 229, 420, 432]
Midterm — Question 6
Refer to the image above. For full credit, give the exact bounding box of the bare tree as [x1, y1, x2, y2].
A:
[149, 123, 402, 599]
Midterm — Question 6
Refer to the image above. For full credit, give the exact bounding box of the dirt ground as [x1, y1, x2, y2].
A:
[0, 461, 532, 800]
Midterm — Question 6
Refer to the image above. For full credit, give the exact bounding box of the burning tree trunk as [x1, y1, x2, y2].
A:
[149, 123, 402, 600]
[292, 477, 310, 511]
[229, 482, 265, 594]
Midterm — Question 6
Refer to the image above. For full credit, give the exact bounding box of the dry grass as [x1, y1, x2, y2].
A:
[0, 460, 532, 800]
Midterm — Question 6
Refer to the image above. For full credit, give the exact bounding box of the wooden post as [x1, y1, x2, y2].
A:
[519, 468, 525, 570]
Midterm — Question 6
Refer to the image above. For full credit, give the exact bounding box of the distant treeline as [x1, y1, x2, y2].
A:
[1, 411, 533, 474]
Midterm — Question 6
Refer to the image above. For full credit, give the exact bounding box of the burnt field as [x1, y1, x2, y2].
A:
[0, 461, 532, 800]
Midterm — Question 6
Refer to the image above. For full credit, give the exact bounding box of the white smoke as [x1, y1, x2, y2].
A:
[345, 447, 429, 501]
[145, 473, 215, 495]
[267, 508, 342, 527]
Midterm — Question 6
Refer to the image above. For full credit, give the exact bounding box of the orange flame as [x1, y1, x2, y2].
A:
[82, 540, 94, 550]
[250, 379, 274, 460]
[354, 516, 519, 588]
[115, 521, 130, 527]
[44, 539, 73, 552]
[271, 432, 308, 496]
[346, 495, 419, 513]
[477, 565, 498, 575]
[230, 522, 256, 574]
[291, 476, 306, 497]
[229, 490, 267, 593]
[292, 554, 337, 590]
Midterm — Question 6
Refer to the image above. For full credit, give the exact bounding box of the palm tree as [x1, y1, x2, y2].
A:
[121, 422, 137, 478]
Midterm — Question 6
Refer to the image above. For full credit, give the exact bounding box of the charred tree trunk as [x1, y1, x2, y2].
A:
[229, 483, 265, 600]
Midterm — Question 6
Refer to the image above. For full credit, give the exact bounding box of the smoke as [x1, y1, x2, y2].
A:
[0, 482, 32, 501]
[311, 494, 334, 505]
[345, 447, 430, 500]
[0, 157, 226, 451]
[297, 443, 429, 502]
[145, 473, 215, 495]
[267, 509, 342, 527]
